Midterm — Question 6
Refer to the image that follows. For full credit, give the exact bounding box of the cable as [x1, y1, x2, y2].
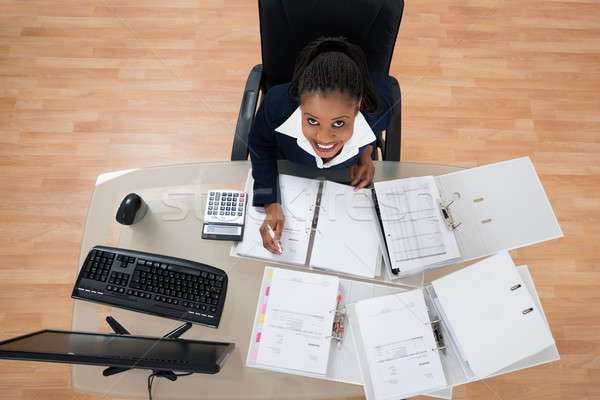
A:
[147, 371, 193, 400]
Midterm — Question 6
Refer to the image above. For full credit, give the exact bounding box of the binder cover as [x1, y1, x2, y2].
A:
[435, 157, 563, 263]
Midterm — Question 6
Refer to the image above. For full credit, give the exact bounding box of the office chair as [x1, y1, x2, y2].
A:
[230, 0, 404, 161]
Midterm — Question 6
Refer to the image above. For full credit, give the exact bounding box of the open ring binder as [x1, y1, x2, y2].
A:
[370, 157, 563, 280]
[429, 319, 447, 353]
[329, 307, 346, 347]
[439, 200, 462, 231]
[248, 258, 559, 400]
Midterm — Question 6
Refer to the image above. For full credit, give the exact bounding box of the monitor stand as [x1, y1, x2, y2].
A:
[101, 316, 193, 381]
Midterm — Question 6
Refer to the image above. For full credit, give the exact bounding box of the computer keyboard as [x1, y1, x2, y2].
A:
[72, 246, 228, 328]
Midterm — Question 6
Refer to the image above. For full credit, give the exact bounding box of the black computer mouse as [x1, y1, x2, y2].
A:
[116, 193, 147, 225]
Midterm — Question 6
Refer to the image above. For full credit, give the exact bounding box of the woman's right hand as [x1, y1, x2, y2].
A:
[260, 202, 285, 255]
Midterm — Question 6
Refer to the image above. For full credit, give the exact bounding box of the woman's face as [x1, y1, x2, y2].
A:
[300, 91, 359, 161]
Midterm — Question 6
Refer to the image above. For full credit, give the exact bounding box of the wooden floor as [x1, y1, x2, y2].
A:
[0, 0, 599, 399]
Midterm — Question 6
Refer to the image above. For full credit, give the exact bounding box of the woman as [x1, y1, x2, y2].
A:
[248, 36, 394, 254]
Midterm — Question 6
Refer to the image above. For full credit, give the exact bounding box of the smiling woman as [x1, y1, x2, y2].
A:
[248, 36, 394, 255]
[301, 92, 357, 161]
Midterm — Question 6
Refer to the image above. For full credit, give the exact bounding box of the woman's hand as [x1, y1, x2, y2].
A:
[260, 202, 285, 255]
[350, 145, 375, 191]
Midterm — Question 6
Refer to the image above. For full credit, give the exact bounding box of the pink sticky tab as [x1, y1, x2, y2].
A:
[256, 332, 261, 342]
[261, 304, 267, 314]
[252, 350, 258, 363]
[266, 286, 270, 296]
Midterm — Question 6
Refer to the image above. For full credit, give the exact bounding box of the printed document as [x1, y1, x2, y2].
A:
[354, 289, 447, 399]
[374, 176, 460, 275]
[255, 268, 339, 375]
[235, 174, 319, 266]
[311, 181, 382, 278]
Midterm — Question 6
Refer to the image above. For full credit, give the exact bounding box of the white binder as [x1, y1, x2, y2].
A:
[374, 156, 563, 278]
[246, 257, 559, 400]
[235, 157, 562, 281]
[349, 251, 559, 400]
[246, 267, 452, 399]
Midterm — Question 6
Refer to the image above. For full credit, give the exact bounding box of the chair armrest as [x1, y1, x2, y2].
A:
[231, 64, 263, 160]
[384, 76, 402, 161]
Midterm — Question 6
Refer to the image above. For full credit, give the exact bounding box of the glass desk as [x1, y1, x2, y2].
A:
[71, 161, 462, 400]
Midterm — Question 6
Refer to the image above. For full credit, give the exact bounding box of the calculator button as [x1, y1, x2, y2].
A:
[225, 212, 230, 215]
[208, 206, 212, 210]
[238, 212, 242, 216]
[220, 211, 224, 215]
[209, 201, 213, 205]
[226, 207, 230, 211]
[221, 192, 226, 196]
[240, 193, 245, 197]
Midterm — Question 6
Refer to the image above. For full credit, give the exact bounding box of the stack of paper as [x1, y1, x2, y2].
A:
[354, 290, 448, 399]
[235, 174, 319, 266]
[234, 174, 382, 278]
[311, 181, 382, 278]
[251, 268, 339, 375]
[373, 176, 461, 277]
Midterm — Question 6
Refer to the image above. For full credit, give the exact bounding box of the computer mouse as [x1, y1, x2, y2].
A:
[115, 193, 147, 225]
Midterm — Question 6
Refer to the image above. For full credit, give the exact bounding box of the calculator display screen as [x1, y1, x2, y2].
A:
[203, 225, 242, 235]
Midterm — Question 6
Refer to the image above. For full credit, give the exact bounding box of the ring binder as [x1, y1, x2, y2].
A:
[522, 307, 534, 315]
[439, 200, 462, 231]
[328, 294, 347, 347]
[430, 319, 447, 354]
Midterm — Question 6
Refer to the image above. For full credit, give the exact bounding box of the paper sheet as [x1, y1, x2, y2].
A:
[235, 174, 319, 266]
[354, 289, 448, 400]
[431, 251, 556, 378]
[374, 176, 460, 275]
[310, 181, 382, 278]
[254, 268, 339, 375]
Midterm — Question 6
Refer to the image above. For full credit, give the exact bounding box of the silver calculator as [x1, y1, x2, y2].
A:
[201, 190, 247, 241]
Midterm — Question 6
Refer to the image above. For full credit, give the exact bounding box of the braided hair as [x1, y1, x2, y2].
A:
[288, 37, 381, 116]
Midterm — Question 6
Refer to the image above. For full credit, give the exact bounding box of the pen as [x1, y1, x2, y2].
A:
[267, 225, 283, 254]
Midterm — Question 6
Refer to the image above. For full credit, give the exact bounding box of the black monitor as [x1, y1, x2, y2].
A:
[0, 329, 234, 374]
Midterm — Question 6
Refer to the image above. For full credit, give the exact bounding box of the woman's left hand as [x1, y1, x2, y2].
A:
[350, 145, 375, 191]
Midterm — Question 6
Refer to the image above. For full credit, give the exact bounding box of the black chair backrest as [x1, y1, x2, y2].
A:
[259, 0, 404, 93]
